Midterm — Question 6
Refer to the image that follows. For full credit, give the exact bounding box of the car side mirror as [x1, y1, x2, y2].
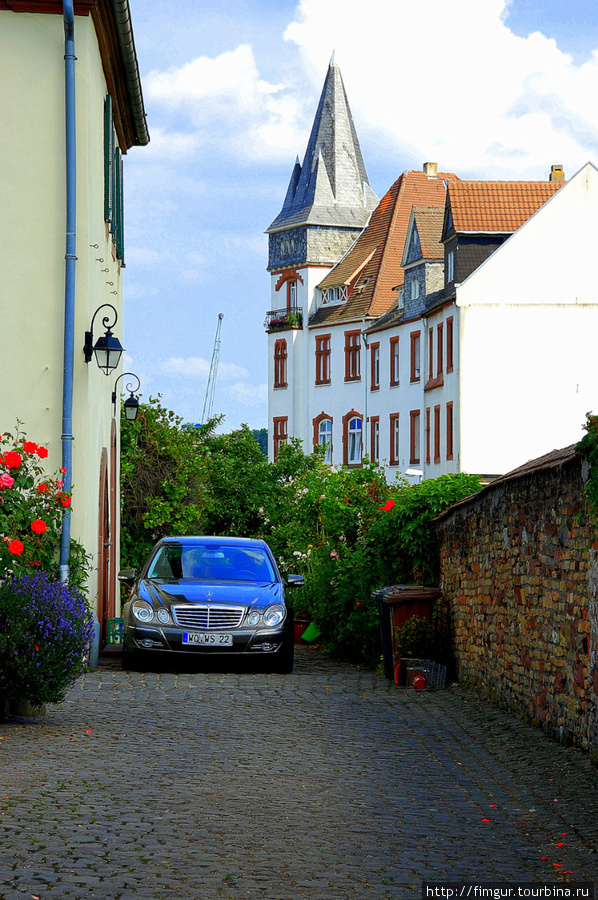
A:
[286, 574, 305, 587]
[118, 568, 137, 586]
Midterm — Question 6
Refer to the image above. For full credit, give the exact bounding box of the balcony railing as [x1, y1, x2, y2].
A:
[264, 307, 303, 332]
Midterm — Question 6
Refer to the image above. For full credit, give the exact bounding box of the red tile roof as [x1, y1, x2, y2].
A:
[311, 169, 458, 326]
[448, 180, 563, 234]
[410, 206, 445, 261]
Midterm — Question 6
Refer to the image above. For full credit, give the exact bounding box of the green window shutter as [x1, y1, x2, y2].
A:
[104, 95, 114, 224]
[116, 149, 125, 263]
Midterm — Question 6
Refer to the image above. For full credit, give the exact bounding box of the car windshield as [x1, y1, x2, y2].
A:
[146, 543, 277, 583]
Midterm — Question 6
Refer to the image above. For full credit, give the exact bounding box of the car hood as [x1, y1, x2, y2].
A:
[137, 579, 283, 610]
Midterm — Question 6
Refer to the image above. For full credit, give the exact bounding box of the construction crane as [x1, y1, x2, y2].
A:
[201, 312, 224, 423]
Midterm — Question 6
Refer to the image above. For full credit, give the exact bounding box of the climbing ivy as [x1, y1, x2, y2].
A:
[576, 412, 598, 522]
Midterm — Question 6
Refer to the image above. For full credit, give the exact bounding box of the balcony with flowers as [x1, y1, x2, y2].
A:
[264, 307, 303, 333]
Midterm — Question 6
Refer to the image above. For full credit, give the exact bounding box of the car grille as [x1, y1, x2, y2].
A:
[172, 605, 245, 629]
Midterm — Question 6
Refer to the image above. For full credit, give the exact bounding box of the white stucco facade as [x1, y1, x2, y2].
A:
[456, 162, 598, 475]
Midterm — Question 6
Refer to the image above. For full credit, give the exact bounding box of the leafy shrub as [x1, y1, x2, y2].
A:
[0, 427, 88, 587]
[577, 411, 598, 522]
[0, 572, 93, 706]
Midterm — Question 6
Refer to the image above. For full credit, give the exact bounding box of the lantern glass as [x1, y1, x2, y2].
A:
[93, 332, 124, 375]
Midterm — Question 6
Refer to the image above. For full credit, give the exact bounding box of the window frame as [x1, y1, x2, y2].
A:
[370, 416, 380, 464]
[390, 336, 400, 386]
[370, 341, 380, 391]
[389, 412, 400, 466]
[446, 401, 454, 461]
[273, 338, 287, 389]
[315, 333, 331, 385]
[434, 405, 441, 464]
[272, 416, 288, 462]
[344, 330, 361, 382]
[410, 331, 421, 383]
[342, 410, 363, 467]
[409, 410, 421, 465]
[446, 316, 454, 373]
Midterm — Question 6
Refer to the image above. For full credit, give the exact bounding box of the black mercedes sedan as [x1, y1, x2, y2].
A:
[119, 536, 303, 673]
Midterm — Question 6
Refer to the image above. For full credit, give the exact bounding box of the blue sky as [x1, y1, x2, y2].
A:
[123, 0, 598, 430]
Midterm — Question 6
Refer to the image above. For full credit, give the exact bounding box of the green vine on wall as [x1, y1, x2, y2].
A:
[576, 412, 598, 523]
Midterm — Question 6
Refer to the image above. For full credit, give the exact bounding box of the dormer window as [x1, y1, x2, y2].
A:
[411, 278, 420, 301]
[397, 286, 405, 309]
[322, 286, 348, 305]
[447, 249, 455, 283]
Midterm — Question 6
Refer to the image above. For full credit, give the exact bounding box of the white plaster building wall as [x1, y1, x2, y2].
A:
[0, 12, 123, 606]
[365, 319, 425, 484]
[307, 322, 366, 465]
[458, 303, 598, 475]
[456, 161, 598, 476]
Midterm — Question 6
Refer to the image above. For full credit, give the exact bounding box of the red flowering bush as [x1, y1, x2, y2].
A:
[0, 426, 86, 585]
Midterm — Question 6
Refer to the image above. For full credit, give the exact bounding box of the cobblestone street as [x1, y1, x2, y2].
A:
[1, 647, 597, 900]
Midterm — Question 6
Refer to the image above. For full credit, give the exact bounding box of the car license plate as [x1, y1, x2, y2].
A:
[182, 632, 233, 646]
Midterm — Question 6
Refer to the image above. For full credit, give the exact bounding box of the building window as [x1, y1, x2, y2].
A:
[446, 316, 454, 372]
[104, 95, 124, 262]
[370, 416, 380, 464]
[342, 411, 362, 466]
[437, 323, 444, 377]
[344, 330, 361, 381]
[410, 331, 421, 382]
[273, 416, 288, 462]
[446, 402, 454, 460]
[390, 337, 400, 386]
[389, 413, 400, 466]
[370, 342, 380, 391]
[323, 286, 348, 305]
[428, 328, 434, 380]
[273, 339, 287, 388]
[397, 286, 405, 310]
[312, 415, 332, 464]
[426, 407, 431, 465]
[315, 334, 331, 384]
[411, 278, 419, 300]
[288, 280, 297, 309]
[447, 249, 455, 283]
[410, 410, 421, 464]
[434, 405, 441, 464]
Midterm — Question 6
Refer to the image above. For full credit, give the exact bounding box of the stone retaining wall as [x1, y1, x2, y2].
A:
[435, 447, 598, 756]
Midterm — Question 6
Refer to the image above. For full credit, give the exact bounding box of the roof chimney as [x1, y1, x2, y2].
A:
[549, 164, 565, 183]
[423, 162, 438, 178]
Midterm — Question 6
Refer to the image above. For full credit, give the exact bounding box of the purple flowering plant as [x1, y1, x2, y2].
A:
[0, 571, 93, 706]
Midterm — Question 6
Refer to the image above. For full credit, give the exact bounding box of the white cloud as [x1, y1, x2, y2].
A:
[161, 357, 249, 380]
[144, 44, 309, 163]
[225, 382, 268, 406]
[284, 0, 598, 177]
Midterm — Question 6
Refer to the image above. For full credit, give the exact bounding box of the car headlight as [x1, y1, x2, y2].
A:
[132, 599, 154, 623]
[263, 604, 286, 627]
[247, 610, 261, 626]
[157, 608, 170, 625]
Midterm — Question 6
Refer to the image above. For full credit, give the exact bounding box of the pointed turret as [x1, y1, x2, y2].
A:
[267, 59, 377, 270]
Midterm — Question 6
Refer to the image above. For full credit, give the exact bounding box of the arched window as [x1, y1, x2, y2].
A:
[342, 410, 363, 466]
[274, 339, 287, 388]
[313, 413, 333, 464]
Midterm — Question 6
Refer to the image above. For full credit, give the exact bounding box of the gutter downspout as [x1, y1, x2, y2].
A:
[60, 0, 77, 582]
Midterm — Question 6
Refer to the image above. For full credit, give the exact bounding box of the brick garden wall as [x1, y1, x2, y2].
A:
[435, 448, 598, 757]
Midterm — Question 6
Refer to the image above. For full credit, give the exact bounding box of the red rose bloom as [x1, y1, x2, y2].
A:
[37, 482, 49, 493]
[7, 539, 24, 555]
[3, 451, 22, 470]
[36, 446, 49, 459]
[31, 519, 47, 535]
[60, 496, 71, 508]
[23, 441, 38, 455]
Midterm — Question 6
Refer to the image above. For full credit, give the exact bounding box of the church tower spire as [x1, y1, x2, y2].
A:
[267, 58, 377, 270]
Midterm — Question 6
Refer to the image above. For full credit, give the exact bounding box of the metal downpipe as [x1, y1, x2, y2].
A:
[60, 0, 77, 582]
